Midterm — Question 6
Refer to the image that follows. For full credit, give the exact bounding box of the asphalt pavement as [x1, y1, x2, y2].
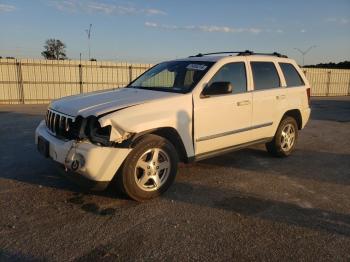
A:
[0, 97, 350, 261]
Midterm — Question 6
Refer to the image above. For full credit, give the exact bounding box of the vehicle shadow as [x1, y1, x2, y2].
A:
[166, 181, 350, 237]
[0, 250, 39, 262]
[195, 147, 350, 186]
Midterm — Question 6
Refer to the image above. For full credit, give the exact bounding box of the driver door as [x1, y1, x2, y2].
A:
[194, 62, 252, 156]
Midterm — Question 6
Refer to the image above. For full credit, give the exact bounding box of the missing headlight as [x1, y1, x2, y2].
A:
[86, 116, 112, 146]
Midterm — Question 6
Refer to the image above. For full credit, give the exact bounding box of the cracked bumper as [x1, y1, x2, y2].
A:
[35, 120, 131, 188]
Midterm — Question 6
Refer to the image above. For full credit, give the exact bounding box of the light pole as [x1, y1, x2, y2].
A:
[85, 24, 92, 60]
[294, 45, 317, 67]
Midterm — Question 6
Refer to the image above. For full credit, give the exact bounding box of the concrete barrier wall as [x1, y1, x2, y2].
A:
[0, 58, 349, 104]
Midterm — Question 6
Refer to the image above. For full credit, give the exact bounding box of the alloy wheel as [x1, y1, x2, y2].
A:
[134, 148, 171, 191]
[280, 123, 295, 151]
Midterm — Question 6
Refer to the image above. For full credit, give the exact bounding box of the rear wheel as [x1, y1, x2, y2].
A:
[117, 134, 178, 201]
[266, 116, 298, 157]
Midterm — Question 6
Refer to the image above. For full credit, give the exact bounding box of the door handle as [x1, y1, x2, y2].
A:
[236, 100, 250, 106]
[276, 95, 286, 100]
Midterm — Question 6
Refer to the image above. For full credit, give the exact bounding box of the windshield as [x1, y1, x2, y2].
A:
[129, 61, 214, 93]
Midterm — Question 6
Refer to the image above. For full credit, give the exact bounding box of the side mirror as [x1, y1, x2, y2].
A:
[202, 82, 233, 97]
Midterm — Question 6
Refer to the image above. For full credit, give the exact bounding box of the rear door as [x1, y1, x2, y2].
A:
[278, 62, 308, 111]
[248, 60, 287, 140]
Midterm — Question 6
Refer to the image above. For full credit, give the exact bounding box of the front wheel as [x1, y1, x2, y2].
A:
[117, 134, 178, 201]
[266, 116, 298, 157]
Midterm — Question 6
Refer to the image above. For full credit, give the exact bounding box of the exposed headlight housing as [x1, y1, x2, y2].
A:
[85, 116, 112, 146]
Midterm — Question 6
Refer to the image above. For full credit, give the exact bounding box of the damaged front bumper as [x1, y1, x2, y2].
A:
[35, 120, 131, 190]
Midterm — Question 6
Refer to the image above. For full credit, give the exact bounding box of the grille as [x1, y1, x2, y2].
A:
[45, 109, 76, 138]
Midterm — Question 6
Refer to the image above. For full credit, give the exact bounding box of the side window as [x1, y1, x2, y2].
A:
[279, 63, 305, 87]
[208, 62, 247, 94]
[251, 62, 280, 90]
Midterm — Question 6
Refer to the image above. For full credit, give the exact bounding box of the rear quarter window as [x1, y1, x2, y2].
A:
[279, 63, 305, 87]
[251, 62, 280, 90]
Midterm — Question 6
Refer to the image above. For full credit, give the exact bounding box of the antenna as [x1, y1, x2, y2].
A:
[294, 45, 317, 66]
[85, 24, 92, 60]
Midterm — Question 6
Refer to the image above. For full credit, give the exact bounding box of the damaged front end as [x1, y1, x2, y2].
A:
[45, 108, 133, 148]
[38, 108, 133, 185]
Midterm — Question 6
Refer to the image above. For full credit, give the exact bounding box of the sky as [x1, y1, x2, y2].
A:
[0, 0, 350, 64]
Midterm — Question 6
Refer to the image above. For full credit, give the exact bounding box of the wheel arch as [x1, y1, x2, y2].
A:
[281, 109, 302, 129]
[131, 127, 189, 163]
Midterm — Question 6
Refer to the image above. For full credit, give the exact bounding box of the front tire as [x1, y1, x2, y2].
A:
[266, 116, 298, 157]
[117, 134, 178, 201]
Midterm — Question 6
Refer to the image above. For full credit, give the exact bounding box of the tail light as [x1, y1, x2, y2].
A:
[306, 88, 311, 106]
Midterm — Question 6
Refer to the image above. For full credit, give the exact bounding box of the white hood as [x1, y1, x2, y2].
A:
[50, 88, 179, 117]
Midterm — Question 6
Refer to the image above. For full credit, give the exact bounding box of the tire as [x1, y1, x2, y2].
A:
[117, 134, 178, 201]
[265, 116, 298, 157]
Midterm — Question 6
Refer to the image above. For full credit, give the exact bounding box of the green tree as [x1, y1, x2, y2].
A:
[41, 39, 67, 60]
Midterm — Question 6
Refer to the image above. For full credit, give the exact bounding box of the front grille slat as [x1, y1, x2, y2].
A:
[53, 113, 57, 133]
[45, 110, 49, 126]
[58, 115, 63, 136]
[47, 110, 50, 128]
[65, 117, 69, 132]
[50, 112, 55, 131]
[45, 109, 76, 139]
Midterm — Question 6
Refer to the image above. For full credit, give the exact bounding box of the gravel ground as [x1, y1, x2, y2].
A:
[0, 97, 350, 261]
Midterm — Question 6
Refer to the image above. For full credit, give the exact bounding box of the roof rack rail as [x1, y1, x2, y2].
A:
[189, 50, 252, 57]
[246, 52, 288, 58]
[189, 50, 288, 58]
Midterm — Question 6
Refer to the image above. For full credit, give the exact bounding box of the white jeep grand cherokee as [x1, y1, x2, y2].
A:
[35, 51, 311, 201]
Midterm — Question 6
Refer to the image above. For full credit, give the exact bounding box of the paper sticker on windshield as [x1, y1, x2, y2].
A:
[186, 64, 208, 71]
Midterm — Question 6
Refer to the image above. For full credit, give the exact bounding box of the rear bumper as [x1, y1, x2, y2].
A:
[35, 120, 131, 187]
[301, 107, 311, 128]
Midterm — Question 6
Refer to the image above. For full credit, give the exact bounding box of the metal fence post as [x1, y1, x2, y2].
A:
[79, 64, 83, 93]
[129, 65, 133, 84]
[326, 71, 331, 96]
[16, 60, 25, 104]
